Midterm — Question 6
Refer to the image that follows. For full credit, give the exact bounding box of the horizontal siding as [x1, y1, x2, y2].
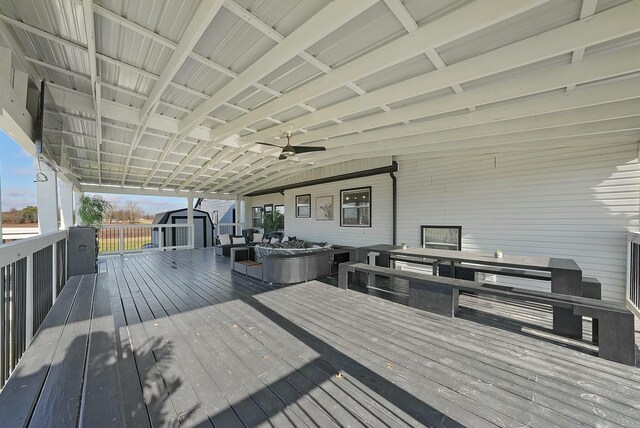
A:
[199, 199, 235, 223]
[284, 175, 393, 247]
[397, 142, 640, 302]
[243, 194, 284, 230]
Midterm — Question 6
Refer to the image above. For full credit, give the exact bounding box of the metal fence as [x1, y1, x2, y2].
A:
[98, 224, 192, 255]
[0, 230, 68, 388]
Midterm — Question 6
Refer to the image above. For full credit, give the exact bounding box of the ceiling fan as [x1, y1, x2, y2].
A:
[254, 133, 326, 160]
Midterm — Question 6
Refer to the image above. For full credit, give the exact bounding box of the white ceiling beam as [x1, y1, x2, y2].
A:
[140, 0, 223, 118]
[236, 120, 640, 195]
[211, 0, 550, 147]
[231, 92, 640, 194]
[383, 0, 471, 111]
[223, 0, 392, 112]
[168, 0, 546, 181]
[243, 131, 640, 193]
[92, 3, 284, 99]
[140, 135, 179, 187]
[192, 151, 263, 192]
[288, 46, 640, 147]
[0, 12, 241, 118]
[209, 157, 274, 192]
[82, 0, 101, 184]
[566, 0, 599, 91]
[79, 184, 231, 199]
[46, 82, 216, 142]
[122, 0, 224, 186]
[243, 1, 640, 145]
[178, 0, 378, 135]
[165, 0, 381, 185]
[176, 146, 236, 191]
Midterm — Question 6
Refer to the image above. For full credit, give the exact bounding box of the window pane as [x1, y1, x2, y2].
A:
[341, 187, 370, 226]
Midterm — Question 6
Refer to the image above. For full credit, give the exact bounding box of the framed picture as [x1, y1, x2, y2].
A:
[263, 204, 273, 219]
[340, 187, 371, 227]
[296, 194, 311, 218]
[316, 196, 333, 220]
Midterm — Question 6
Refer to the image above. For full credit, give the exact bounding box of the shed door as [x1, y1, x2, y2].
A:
[172, 216, 206, 248]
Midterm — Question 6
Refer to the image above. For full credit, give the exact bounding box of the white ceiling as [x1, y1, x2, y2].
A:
[0, 0, 638, 197]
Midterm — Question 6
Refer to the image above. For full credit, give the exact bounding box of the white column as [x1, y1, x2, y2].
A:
[74, 190, 84, 225]
[187, 196, 194, 249]
[0, 164, 3, 244]
[59, 181, 74, 229]
[35, 160, 59, 233]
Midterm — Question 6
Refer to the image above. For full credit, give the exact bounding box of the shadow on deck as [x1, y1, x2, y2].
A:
[0, 249, 639, 427]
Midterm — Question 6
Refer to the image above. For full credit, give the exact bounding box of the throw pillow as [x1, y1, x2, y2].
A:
[219, 234, 231, 245]
[281, 235, 289, 242]
[232, 236, 244, 244]
[270, 237, 280, 244]
[253, 233, 264, 243]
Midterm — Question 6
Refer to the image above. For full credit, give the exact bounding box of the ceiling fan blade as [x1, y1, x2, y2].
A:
[293, 146, 326, 154]
[278, 154, 288, 160]
[254, 141, 282, 148]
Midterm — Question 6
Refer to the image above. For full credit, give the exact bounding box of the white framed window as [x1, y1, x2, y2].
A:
[252, 207, 263, 228]
[340, 187, 371, 227]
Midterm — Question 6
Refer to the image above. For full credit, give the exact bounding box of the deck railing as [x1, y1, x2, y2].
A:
[98, 224, 193, 255]
[626, 231, 640, 318]
[1, 227, 40, 243]
[0, 230, 67, 388]
[214, 222, 243, 242]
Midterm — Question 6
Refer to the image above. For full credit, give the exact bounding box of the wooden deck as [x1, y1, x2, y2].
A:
[1, 249, 640, 427]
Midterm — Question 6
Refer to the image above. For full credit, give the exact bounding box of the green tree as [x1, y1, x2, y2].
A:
[20, 206, 38, 223]
[78, 195, 112, 226]
[262, 211, 284, 233]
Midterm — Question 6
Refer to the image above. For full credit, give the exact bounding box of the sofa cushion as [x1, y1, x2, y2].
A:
[219, 234, 231, 245]
[253, 232, 264, 243]
[270, 237, 280, 244]
[232, 236, 245, 244]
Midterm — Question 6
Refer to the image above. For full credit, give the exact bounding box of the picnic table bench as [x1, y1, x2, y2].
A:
[339, 262, 635, 365]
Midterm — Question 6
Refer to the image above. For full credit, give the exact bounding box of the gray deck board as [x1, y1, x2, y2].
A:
[29, 274, 96, 428]
[0, 275, 81, 428]
[79, 273, 124, 428]
[1, 249, 639, 427]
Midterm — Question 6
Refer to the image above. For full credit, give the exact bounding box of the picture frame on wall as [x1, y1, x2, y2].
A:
[316, 196, 333, 221]
[340, 187, 371, 227]
[296, 194, 311, 218]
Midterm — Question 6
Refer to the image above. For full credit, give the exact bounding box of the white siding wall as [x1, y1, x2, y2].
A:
[243, 194, 284, 230]
[397, 143, 640, 302]
[283, 175, 393, 246]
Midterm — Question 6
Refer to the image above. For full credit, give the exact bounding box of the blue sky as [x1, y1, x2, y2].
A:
[0, 129, 187, 214]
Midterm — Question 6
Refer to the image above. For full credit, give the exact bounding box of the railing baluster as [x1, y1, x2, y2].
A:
[626, 233, 640, 318]
[25, 254, 33, 344]
[52, 241, 57, 303]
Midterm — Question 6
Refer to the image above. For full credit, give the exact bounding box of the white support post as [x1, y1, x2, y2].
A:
[187, 197, 194, 249]
[73, 190, 84, 225]
[59, 181, 74, 229]
[25, 253, 33, 344]
[52, 240, 57, 302]
[35, 160, 59, 233]
[159, 226, 164, 251]
[0, 165, 3, 244]
[235, 197, 242, 234]
[119, 226, 124, 255]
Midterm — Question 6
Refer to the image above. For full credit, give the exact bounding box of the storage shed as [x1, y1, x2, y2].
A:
[151, 209, 214, 248]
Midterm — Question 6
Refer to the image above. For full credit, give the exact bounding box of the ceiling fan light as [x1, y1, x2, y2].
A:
[282, 148, 296, 157]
